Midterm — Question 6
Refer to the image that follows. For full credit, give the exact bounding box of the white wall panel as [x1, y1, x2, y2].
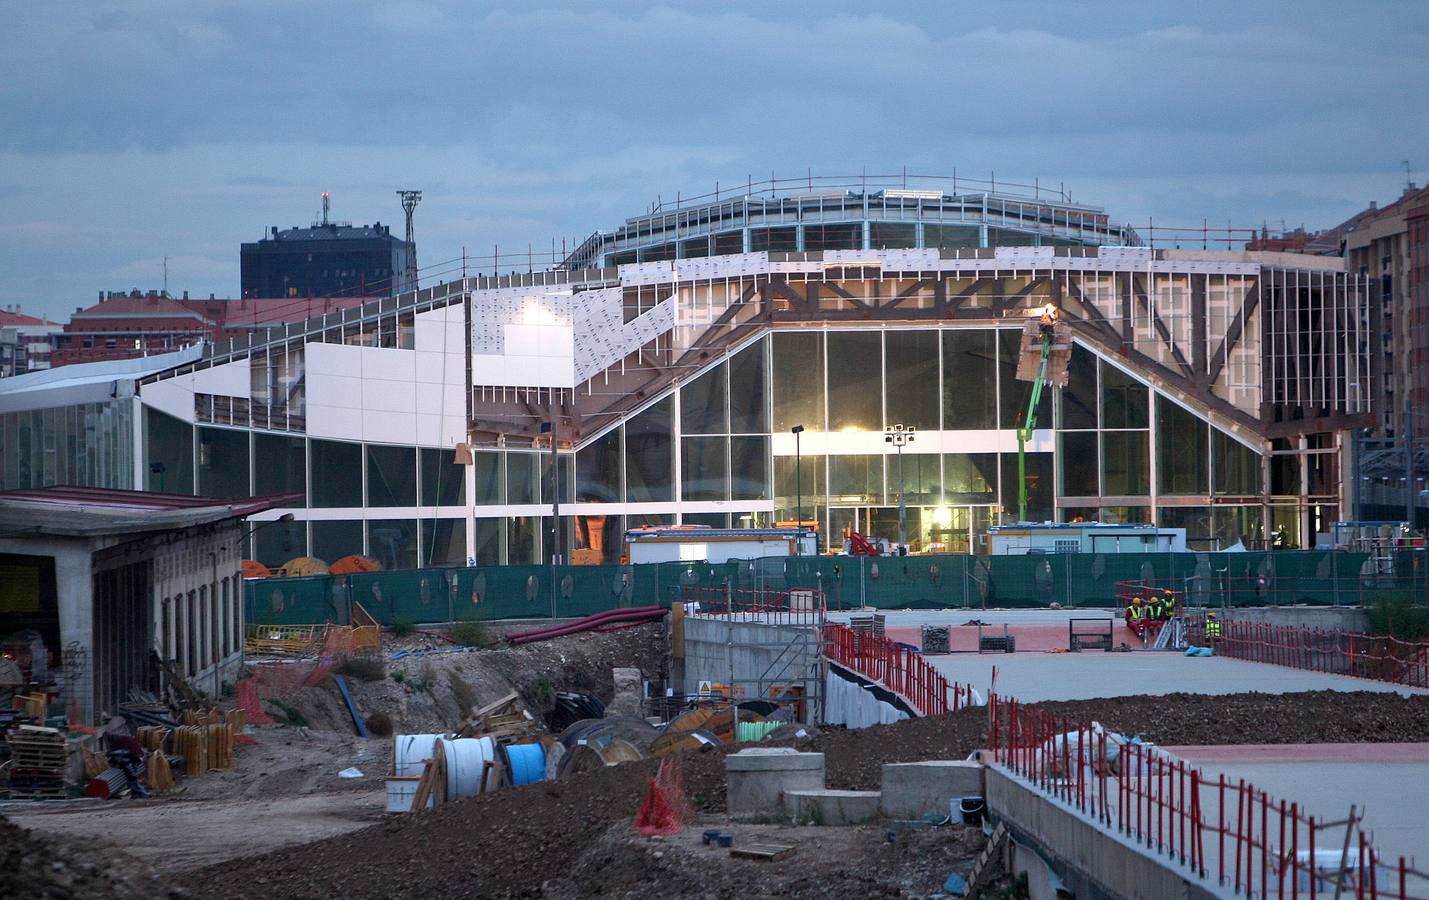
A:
[306, 403, 363, 441]
[191, 360, 250, 398]
[140, 378, 195, 423]
[362, 409, 418, 445]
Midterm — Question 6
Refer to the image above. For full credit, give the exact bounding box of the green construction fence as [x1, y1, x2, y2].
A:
[244, 549, 1424, 627]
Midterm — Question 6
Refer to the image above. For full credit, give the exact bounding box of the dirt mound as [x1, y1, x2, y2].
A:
[274, 623, 667, 736]
[0, 815, 177, 899]
[185, 690, 1429, 898]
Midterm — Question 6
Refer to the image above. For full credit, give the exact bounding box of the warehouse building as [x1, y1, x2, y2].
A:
[0, 175, 1372, 565]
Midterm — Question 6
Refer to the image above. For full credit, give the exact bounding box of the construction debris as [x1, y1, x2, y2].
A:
[3, 725, 66, 799]
[920, 625, 951, 654]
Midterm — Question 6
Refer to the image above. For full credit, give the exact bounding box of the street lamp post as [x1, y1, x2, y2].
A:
[885, 424, 916, 551]
[791, 425, 805, 555]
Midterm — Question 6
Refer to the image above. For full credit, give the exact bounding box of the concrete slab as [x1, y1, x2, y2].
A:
[783, 789, 881, 825]
[927, 651, 1428, 702]
[1167, 743, 1429, 867]
[879, 759, 984, 820]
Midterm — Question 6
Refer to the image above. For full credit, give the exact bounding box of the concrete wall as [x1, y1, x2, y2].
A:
[680, 616, 819, 710]
[985, 766, 1232, 900]
[0, 537, 95, 721]
[1215, 605, 1368, 632]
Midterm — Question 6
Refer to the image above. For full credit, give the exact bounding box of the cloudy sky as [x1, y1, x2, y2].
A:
[3, 1, 1426, 322]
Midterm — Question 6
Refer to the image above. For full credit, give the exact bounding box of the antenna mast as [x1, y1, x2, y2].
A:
[397, 190, 422, 292]
[321, 191, 330, 226]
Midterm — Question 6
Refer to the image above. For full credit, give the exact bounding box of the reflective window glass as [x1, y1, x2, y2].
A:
[507, 453, 540, 505]
[680, 364, 727, 435]
[884, 331, 939, 431]
[253, 433, 305, 505]
[1060, 432, 1099, 497]
[366, 445, 416, 507]
[1156, 396, 1209, 494]
[420, 448, 466, 507]
[943, 453, 998, 503]
[625, 397, 673, 502]
[1101, 362, 1149, 428]
[145, 408, 193, 494]
[1059, 347, 1098, 429]
[575, 429, 621, 503]
[728, 339, 769, 434]
[681, 436, 728, 501]
[730, 436, 770, 500]
[943, 330, 997, 430]
[197, 427, 249, 499]
[368, 519, 418, 569]
[310, 440, 362, 507]
[1102, 432, 1150, 496]
[998, 330, 1051, 431]
[471, 452, 505, 505]
[826, 332, 882, 431]
[829, 455, 883, 505]
[1213, 431, 1261, 495]
[421, 519, 466, 567]
[311, 519, 363, 563]
[772, 332, 823, 432]
[471, 517, 504, 565]
[1001, 452, 1053, 521]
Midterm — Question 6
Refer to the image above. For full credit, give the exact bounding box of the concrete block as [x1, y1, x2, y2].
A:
[879, 759, 985, 820]
[608, 667, 643, 718]
[725, 748, 825, 818]
[783, 789, 881, 826]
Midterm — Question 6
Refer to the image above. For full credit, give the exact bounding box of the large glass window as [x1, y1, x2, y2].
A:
[749, 226, 797, 252]
[575, 429, 621, 503]
[366, 445, 416, 507]
[728, 339, 769, 434]
[471, 451, 505, 505]
[1212, 506, 1262, 549]
[420, 448, 466, 506]
[310, 440, 362, 507]
[680, 364, 727, 435]
[1060, 432, 1099, 497]
[1102, 431, 1150, 496]
[197, 427, 249, 499]
[891, 452, 940, 506]
[1213, 431, 1261, 495]
[884, 331, 939, 431]
[311, 519, 363, 563]
[540, 454, 574, 506]
[1001, 452, 1053, 521]
[870, 222, 916, 249]
[471, 517, 504, 565]
[252, 519, 306, 567]
[730, 435, 770, 500]
[943, 330, 997, 429]
[774, 454, 824, 520]
[681, 436, 727, 501]
[943, 453, 998, 503]
[997, 331, 1051, 431]
[1157, 397, 1209, 495]
[804, 223, 863, 251]
[826, 332, 882, 431]
[253, 433, 305, 505]
[1159, 506, 1213, 551]
[625, 397, 673, 502]
[1059, 347, 1098, 429]
[772, 332, 823, 432]
[573, 514, 621, 565]
[507, 453, 540, 505]
[1101, 362, 1149, 428]
[829, 455, 883, 505]
[924, 225, 980, 250]
[144, 408, 193, 494]
[368, 519, 417, 570]
[507, 516, 539, 564]
[421, 519, 466, 567]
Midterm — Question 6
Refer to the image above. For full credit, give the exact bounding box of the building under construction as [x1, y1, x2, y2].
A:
[0, 172, 1373, 567]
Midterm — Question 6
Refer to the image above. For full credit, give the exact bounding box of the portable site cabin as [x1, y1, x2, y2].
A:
[624, 526, 818, 565]
[985, 522, 1186, 555]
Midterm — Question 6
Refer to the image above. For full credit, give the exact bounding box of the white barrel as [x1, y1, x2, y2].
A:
[437, 736, 497, 799]
[393, 733, 442, 777]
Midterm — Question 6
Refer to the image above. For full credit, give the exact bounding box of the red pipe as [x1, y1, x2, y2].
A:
[505, 605, 667, 645]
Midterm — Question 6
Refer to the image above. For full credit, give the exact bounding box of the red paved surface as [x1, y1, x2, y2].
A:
[1166, 743, 1429, 764]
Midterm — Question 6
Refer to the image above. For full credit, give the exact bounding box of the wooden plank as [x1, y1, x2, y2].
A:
[409, 759, 435, 812]
[730, 844, 796, 862]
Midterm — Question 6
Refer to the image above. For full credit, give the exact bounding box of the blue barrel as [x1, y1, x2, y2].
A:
[506, 742, 546, 786]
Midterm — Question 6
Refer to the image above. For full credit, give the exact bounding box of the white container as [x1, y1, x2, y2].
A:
[385, 775, 429, 813]
[393, 733, 441, 777]
[437, 736, 497, 799]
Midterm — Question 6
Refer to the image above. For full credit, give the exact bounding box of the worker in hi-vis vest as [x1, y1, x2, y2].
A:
[1125, 595, 1147, 639]
[1203, 611, 1222, 645]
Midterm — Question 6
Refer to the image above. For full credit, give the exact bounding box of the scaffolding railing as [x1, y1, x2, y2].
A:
[823, 623, 975, 717]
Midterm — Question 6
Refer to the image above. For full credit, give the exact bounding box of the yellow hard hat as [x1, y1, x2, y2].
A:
[1207, 611, 1217, 618]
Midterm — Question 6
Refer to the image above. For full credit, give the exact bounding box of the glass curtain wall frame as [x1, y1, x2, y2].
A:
[196, 426, 250, 499]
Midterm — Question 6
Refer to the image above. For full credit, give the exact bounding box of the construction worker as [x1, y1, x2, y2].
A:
[1125, 595, 1146, 639]
[1203, 611, 1222, 646]
[1161, 590, 1178, 622]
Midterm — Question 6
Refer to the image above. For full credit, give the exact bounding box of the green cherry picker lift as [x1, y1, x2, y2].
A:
[1013, 304, 1070, 521]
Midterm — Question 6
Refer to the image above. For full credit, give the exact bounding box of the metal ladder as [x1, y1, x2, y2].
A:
[1151, 617, 1186, 651]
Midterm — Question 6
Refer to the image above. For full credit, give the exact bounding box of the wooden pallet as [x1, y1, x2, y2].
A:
[966, 822, 1009, 896]
[730, 843, 797, 862]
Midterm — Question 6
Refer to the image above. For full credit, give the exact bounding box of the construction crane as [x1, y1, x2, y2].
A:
[1013, 304, 1070, 521]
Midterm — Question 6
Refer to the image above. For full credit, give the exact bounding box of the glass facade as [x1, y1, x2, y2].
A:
[0, 401, 134, 492]
[66, 319, 1284, 567]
